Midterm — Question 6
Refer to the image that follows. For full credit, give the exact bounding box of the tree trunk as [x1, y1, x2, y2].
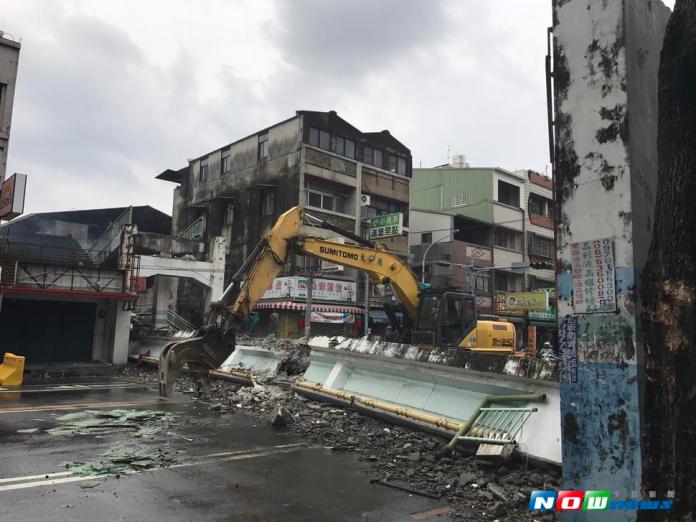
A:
[640, 0, 696, 519]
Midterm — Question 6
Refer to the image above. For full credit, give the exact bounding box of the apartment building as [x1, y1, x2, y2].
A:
[410, 162, 556, 346]
[157, 110, 411, 336]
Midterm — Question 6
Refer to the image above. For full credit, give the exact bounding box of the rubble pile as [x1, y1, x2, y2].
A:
[124, 365, 560, 521]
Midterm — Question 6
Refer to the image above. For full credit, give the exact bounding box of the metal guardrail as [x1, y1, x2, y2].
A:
[88, 206, 133, 265]
[132, 306, 196, 332]
[458, 407, 537, 444]
[167, 310, 196, 331]
[179, 216, 206, 240]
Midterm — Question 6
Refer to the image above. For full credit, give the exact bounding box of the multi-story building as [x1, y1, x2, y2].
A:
[0, 31, 21, 183]
[523, 170, 554, 289]
[157, 110, 412, 336]
[410, 161, 556, 348]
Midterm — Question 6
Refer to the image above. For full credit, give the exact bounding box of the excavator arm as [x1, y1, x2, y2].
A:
[158, 206, 420, 396]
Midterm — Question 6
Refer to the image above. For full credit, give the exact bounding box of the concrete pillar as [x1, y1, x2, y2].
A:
[552, 0, 670, 514]
[208, 236, 227, 302]
[111, 303, 131, 365]
[153, 275, 176, 328]
[91, 300, 109, 361]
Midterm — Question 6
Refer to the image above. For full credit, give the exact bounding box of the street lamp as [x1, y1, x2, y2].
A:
[421, 229, 459, 284]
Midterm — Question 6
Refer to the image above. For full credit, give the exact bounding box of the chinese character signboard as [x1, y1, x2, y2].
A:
[369, 213, 403, 239]
[571, 238, 616, 313]
[496, 290, 550, 312]
[559, 315, 578, 383]
[262, 276, 356, 303]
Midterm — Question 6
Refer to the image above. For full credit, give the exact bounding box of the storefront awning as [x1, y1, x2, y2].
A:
[255, 301, 363, 314]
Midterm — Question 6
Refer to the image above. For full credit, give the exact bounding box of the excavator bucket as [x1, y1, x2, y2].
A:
[0, 353, 25, 386]
[158, 328, 235, 397]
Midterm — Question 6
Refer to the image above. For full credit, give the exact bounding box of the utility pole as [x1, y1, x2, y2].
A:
[304, 271, 313, 338]
[363, 273, 370, 337]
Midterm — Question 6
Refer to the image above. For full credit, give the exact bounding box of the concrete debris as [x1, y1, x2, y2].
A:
[47, 409, 178, 437]
[124, 365, 561, 521]
[269, 404, 292, 426]
[79, 481, 102, 489]
[66, 447, 174, 476]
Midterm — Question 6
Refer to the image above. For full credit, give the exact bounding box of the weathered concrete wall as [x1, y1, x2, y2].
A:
[0, 35, 20, 183]
[173, 116, 303, 269]
[552, 0, 669, 515]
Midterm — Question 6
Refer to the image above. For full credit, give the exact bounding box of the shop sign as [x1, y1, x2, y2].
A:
[0, 173, 27, 219]
[528, 309, 556, 321]
[571, 238, 616, 313]
[262, 276, 357, 303]
[496, 290, 550, 312]
[310, 311, 354, 324]
[369, 213, 403, 239]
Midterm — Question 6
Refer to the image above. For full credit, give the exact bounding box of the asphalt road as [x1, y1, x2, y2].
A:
[0, 377, 451, 521]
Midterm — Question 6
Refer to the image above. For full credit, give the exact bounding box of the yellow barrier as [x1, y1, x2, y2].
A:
[0, 353, 25, 386]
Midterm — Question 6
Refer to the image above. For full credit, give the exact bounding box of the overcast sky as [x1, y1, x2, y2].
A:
[1, 0, 673, 216]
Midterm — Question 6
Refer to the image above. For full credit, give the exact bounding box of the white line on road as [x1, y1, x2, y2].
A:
[0, 471, 73, 484]
[0, 443, 311, 492]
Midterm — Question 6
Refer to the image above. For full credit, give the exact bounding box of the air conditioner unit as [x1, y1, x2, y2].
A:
[360, 194, 371, 206]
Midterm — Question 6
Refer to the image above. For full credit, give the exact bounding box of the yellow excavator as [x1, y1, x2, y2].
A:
[158, 206, 515, 396]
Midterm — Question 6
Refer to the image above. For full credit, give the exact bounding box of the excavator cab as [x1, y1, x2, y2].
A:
[412, 289, 477, 348]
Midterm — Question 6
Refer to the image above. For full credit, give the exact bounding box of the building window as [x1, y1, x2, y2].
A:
[421, 232, 432, 244]
[305, 188, 344, 213]
[258, 133, 269, 160]
[224, 203, 234, 225]
[476, 272, 490, 293]
[497, 180, 520, 207]
[221, 152, 231, 175]
[388, 154, 397, 173]
[334, 137, 355, 159]
[452, 193, 468, 207]
[494, 228, 523, 250]
[373, 149, 383, 168]
[529, 234, 553, 257]
[262, 192, 274, 216]
[495, 272, 508, 292]
[199, 159, 209, 183]
[364, 146, 374, 165]
[309, 126, 330, 150]
[398, 157, 407, 175]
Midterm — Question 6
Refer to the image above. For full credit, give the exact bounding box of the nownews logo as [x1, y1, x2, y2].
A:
[529, 491, 673, 511]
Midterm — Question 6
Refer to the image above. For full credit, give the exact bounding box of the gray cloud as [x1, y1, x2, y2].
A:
[271, 0, 451, 79]
[2, 0, 568, 215]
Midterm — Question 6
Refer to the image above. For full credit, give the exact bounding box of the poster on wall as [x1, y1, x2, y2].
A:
[570, 238, 616, 313]
[559, 315, 578, 383]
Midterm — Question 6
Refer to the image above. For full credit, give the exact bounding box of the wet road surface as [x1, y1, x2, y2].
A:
[0, 378, 451, 521]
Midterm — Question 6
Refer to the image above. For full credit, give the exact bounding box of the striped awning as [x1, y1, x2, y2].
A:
[255, 301, 363, 313]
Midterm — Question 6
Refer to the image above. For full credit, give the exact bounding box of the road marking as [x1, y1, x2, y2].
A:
[0, 471, 73, 484]
[0, 384, 151, 394]
[0, 443, 311, 492]
[0, 399, 164, 415]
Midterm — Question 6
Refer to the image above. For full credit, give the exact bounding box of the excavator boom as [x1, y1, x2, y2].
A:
[158, 206, 421, 396]
[158, 205, 514, 397]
